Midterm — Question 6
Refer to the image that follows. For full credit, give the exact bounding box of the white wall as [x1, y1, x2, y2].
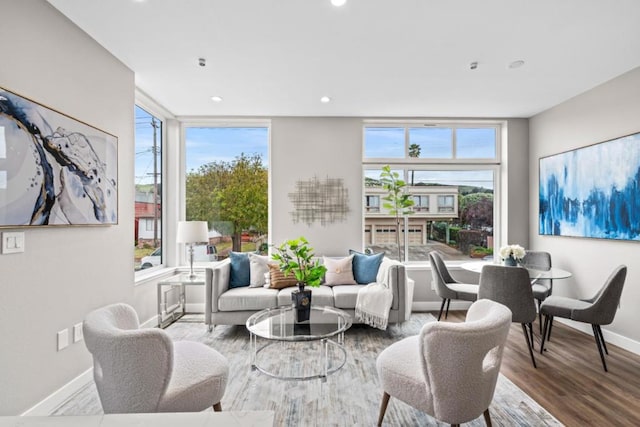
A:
[529, 67, 640, 346]
[0, 0, 135, 415]
[270, 117, 364, 255]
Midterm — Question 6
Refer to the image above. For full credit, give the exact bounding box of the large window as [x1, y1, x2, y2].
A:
[134, 106, 163, 271]
[363, 123, 499, 262]
[185, 126, 269, 259]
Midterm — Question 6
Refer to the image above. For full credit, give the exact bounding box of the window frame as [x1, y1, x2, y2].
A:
[134, 94, 170, 280]
[362, 120, 502, 264]
[180, 119, 272, 265]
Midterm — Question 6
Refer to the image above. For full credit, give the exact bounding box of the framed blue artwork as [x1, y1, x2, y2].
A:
[0, 87, 118, 227]
[539, 132, 640, 241]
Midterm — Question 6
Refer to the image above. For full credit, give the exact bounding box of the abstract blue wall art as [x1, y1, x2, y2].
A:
[0, 87, 118, 227]
[539, 132, 640, 241]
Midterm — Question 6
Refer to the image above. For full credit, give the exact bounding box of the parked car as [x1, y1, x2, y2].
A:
[140, 244, 217, 269]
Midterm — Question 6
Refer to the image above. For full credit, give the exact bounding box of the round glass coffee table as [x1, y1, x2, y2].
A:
[246, 305, 352, 382]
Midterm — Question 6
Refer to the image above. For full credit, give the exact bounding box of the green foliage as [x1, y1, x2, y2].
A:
[185, 153, 267, 251]
[449, 226, 460, 243]
[459, 193, 493, 228]
[379, 165, 414, 261]
[271, 237, 327, 288]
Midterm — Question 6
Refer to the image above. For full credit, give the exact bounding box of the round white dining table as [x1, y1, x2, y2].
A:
[459, 261, 572, 282]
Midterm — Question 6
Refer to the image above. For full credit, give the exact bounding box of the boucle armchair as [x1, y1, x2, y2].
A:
[376, 299, 512, 426]
[83, 303, 229, 413]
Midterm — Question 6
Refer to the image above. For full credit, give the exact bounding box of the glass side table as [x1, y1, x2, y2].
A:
[157, 273, 206, 328]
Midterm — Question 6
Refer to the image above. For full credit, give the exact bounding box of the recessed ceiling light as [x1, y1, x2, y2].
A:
[509, 60, 525, 69]
[469, 61, 478, 70]
[320, 96, 331, 103]
[331, 0, 347, 7]
[211, 96, 223, 102]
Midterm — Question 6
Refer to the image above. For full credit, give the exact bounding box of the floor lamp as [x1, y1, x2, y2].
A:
[177, 221, 209, 279]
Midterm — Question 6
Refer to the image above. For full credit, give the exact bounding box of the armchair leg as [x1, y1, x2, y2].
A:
[592, 324, 608, 372]
[483, 408, 493, 427]
[377, 392, 391, 427]
[438, 299, 447, 321]
[213, 402, 222, 412]
[522, 323, 537, 368]
[208, 324, 214, 333]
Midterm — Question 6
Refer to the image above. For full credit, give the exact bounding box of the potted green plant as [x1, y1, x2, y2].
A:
[272, 237, 327, 322]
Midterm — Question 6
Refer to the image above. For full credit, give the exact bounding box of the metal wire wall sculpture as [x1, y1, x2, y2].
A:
[289, 176, 350, 226]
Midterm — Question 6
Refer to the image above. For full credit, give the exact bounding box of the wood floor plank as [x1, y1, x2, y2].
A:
[443, 311, 640, 426]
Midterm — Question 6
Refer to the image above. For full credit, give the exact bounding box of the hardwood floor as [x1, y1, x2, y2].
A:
[442, 311, 640, 427]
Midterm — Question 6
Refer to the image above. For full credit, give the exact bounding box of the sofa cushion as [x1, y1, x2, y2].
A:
[332, 285, 363, 309]
[218, 287, 279, 312]
[229, 252, 250, 288]
[323, 255, 357, 286]
[349, 250, 384, 284]
[248, 253, 272, 288]
[277, 285, 334, 307]
[267, 264, 298, 289]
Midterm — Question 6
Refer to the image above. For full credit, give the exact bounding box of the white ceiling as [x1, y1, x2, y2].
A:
[47, 0, 640, 118]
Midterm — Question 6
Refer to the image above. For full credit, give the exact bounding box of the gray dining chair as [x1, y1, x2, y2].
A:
[83, 303, 229, 413]
[539, 265, 626, 372]
[521, 251, 553, 333]
[376, 299, 512, 427]
[429, 252, 478, 321]
[479, 264, 538, 368]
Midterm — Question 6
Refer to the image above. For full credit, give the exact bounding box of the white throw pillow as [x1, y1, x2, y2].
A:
[323, 255, 357, 286]
[248, 253, 271, 288]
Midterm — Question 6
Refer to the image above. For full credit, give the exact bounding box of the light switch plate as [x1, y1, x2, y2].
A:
[57, 329, 69, 351]
[73, 322, 83, 343]
[2, 231, 25, 254]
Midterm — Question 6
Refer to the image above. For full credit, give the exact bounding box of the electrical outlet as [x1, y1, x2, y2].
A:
[73, 322, 83, 343]
[57, 329, 69, 351]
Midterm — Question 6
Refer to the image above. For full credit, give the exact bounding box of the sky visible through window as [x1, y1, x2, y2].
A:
[185, 127, 269, 172]
[135, 106, 161, 187]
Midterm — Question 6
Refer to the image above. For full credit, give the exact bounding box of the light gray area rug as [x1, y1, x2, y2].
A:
[55, 313, 562, 426]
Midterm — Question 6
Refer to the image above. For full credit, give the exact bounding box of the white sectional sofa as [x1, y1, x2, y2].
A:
[204, 256, 415, 331]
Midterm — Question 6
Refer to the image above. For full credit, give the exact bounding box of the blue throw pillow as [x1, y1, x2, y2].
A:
[229, 252, 250, 288]
[349, 250, 384, 284]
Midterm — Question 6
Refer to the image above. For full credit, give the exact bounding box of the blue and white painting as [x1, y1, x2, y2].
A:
[539, 132, 640, 241]
[0, 87, 117, 226]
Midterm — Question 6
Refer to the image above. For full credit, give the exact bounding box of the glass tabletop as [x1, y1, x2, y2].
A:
[246, 306, 352, 342]
[459, 261, 572, 280]
[158, 273, 206, 285]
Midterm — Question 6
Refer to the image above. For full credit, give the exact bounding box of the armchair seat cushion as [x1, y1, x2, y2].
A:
[277, 285, 334, 306]
[331, 285, 363, 309]
[159, 341, 229, 412]
[218, 287, 278, 312]
[376, 335, 431, 412]
[540, 295, 591, 319]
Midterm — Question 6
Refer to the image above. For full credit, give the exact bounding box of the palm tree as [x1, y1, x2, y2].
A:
[408, 143, 421, 186]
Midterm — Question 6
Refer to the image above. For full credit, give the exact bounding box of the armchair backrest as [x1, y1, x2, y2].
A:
[419, 299, 512, 423]
[478, 265, 537, 324]
[83, 303, 174, 413]
[573, 265, 627, 325]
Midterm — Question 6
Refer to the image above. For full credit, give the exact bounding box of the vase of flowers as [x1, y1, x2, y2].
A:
[499, 244, 525, 267]
[272, 237, 327, 322]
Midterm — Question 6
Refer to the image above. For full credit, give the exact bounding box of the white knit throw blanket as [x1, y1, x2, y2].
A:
[355, 258, 396, 330]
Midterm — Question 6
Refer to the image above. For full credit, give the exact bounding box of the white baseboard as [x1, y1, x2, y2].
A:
[554, 318, 640, 355]
[21, 368, 93, 416]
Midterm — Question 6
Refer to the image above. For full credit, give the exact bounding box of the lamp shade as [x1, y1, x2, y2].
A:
[176, 221, 209, 244]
